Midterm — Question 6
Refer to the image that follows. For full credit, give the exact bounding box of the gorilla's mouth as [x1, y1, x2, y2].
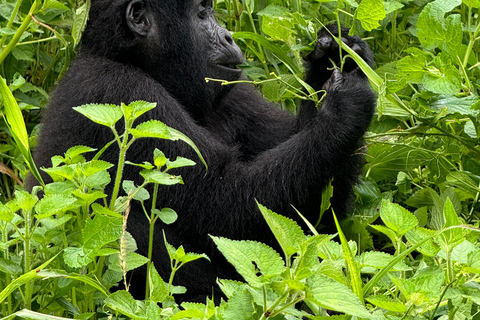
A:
[217, 63, 240, 71]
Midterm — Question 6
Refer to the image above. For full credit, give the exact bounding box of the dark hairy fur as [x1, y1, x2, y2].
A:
[30, 0, 375, 302]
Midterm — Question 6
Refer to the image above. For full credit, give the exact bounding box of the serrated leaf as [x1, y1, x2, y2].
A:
[35, 194, 80, 219]
[73, 104, 123, 127]
[72, 1, 90, 44]
[359, 251, 410, 272]
[0, 258, 22, 275]
[306, 275, 372, 319]
[211, 236, 285, 287]
[0, 203, 14, 222]
[257, 202, 305, 257]
[104, 291, 146, 320]
[366, 295, 407, 312]
[441, 197, 463, 248]
[83, 215, 122, 250]
[110, 252, 148, 272]
[140, 170, 183, 185]
[423, 65, 461, 95]
[81, 160, 113, 177]
[417, 0, 462, 55]
[42, 0, 69, 11]
[148, 264, 168, 303]
[405, 227, 441, 256]
[356, 0, 386, 31]
[380, 199, 418, 236]
[166, 157, 196, 170]
[121, 101, 157, 123]
[130, 120, 174, 139]
[64, 145, 96, 163]
[221, 287, 255, 320]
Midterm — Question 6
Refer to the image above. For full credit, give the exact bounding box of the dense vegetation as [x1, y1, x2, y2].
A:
[1, 0, 480, 319]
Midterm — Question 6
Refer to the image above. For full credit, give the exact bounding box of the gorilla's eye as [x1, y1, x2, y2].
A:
[198, 0, 213, 19]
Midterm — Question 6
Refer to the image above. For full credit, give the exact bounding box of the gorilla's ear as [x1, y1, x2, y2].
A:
[126, 0, 151, 37]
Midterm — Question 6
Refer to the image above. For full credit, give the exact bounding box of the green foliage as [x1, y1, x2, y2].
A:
[1, 0, 480, 319]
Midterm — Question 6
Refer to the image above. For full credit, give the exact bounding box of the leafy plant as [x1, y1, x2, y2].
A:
[1, 0, 480, 319]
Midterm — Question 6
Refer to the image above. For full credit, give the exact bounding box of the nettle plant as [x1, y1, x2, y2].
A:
[0, 101, 209, 317]
[0, 102, 480, 319]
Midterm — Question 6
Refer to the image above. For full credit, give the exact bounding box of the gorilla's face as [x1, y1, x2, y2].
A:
[193, 0, 243, 80]
[123, 0, 244, 116]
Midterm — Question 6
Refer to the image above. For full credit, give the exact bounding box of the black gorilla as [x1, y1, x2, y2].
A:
[32, 0, 375, 302]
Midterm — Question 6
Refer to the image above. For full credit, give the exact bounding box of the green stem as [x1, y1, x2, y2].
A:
[243, 2, 269, 74]
[463, 10, 480, 69]
[0, 1, 38, 65]
[2, 224, 13, 314]
[259, 290, 289, 320]
[0, 0, 24, 49]
[23, 208, 33, 309]
[145, 183, 159, 298]
[109, 135, 130, 211]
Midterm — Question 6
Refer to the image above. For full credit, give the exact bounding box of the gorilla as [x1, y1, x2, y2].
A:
[31, 0, 375, 302]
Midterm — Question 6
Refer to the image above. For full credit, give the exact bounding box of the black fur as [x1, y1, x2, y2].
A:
[31, 0, 375, 302]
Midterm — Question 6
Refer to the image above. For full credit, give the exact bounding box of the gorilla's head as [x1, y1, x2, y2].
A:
[81, 0, 244, 120]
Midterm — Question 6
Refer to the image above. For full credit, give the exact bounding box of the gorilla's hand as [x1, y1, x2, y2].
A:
[308, 24, 373, 72]
[304, 24, 373, 92]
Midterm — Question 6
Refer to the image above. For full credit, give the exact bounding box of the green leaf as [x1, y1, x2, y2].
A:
[359, 251, 410, 272]
[82, 160, 114, 177]
[423, 65, 461, 95]
[64, 145, 97, 163]
[333, 212, 363, 303]
[0, 258, 22, 275]
[166, 157, 196, 170]
[417, 0, 462, 55]
[221, 287, 255, 320]
[121, 100, 157, 123]
[306, 275, 372, 319]
[148, 264, 168, 303]
[0, 77, 44, 185]
[73, 103, 123, 127]
[104, 291, 146, 320]
[366, 295, 407, 312]
[380, 199, 418, 236]
[211, 236, 285, 288]
[232, 31, 300, 74]
[405, 227, 441, 256]
[35, 194, 80, 219]
[122, 180, 150, 201]
[0, 255, 58, 304]
[257, 202, 305, 257]
[72, 0, 91, 45]
[41, 0, 69, 11]
[14, 190, 38, 212]
[153, 208, 178, 224]
[463, 0, 480, 7]
[0, 203, 14, 222]
[140, 170, 183, 185]
[130, 120, 174, 139]
[356, 0, 386, 31]
[441, 197, 463, 248]
[83, 215, 123, 250]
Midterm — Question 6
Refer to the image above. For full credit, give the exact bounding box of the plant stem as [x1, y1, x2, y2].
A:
[0, 0, 24, 49]
[109, 135, 129, 211]
[145, 183, 160, 298]
[0, 1, 38, 65]
[23, 208, 33, 309]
